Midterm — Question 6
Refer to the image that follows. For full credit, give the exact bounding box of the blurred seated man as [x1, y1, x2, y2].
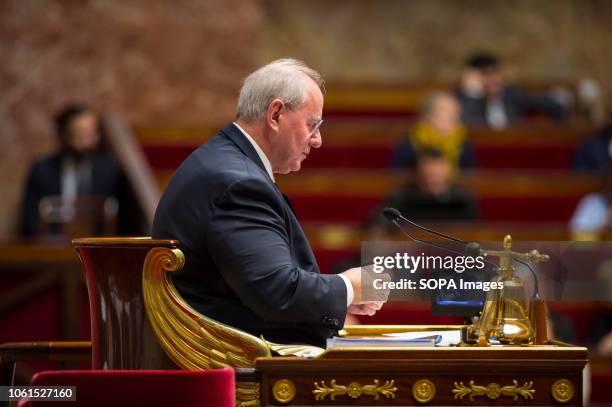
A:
[20, 104, 125, 236]
[386, 149, 479, 221]
[569, 164, 612, 239]
[392, 91, 475, 169]
[456, 52, 566, 129]
[574, 123, 612, 173]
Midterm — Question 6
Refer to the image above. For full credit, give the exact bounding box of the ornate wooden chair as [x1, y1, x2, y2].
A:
[73, 237, 271, 406]
[3, 237, 279, 406]
[2, 238, 273, 406]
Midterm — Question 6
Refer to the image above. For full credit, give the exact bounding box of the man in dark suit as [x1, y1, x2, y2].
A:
[20, 104, 133, 236]
[456, 52, 566, 129]
[573, 124, 612, 173]
[387, 149, 479, 221]
[153, 59, 384, 347]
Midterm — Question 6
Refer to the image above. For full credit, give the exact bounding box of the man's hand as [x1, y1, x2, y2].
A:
[340, 267, 390, 317]
[348, 301, 384, 316]
[340, 267, 364, 303]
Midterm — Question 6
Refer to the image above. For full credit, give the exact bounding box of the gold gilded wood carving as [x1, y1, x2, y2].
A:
[272, 379, 296, 404]
[142, 247, 272, 407]
[236, 382, 261, 407]
[551, 379, 574, 403]
[142, 247, 271, 369]
[453, 380, 535, 401]
[312, 379, 397, 401]
[412, 379, 436, 403]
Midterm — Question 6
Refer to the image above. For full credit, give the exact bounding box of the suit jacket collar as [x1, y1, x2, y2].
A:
[220, 123, 270, 177]
[220, 123, 297, 216]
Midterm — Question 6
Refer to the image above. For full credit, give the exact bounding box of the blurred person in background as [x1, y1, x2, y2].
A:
[573, 122, 612, 173]
[456, 52, 567, 129]
[392, 91, 475, 170]
[20, 104, 127, 236]
[569, 163, 612, 240]
[387, 149, 479, 221]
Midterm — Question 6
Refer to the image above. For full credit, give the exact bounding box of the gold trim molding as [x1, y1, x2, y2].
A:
[551, 379, 574, 404]
[273, 379, 296, 404]
[412, 379, 436, 403]
[313, 379, 397, 401]
[236, 382, 260, 407]
[453, 380, 535, 401]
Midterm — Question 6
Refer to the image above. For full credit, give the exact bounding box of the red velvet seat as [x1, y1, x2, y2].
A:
[17, 368, 235, 407]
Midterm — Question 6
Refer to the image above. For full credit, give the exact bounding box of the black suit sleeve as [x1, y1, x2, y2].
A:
[205, 176, 347, 326]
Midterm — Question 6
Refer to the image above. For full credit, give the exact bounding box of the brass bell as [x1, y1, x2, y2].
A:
[467, 235, 548, 346]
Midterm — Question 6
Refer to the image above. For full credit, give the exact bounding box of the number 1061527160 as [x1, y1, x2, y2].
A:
[1, 386, 76, 401]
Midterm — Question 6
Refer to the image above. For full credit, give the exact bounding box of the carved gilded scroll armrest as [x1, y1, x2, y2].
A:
[142, 247, 271, 371]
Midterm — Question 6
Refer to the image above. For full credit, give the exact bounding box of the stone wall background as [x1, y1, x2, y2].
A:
[262, 0, 612, 87]
[0, 0, 262, 236]
[1, 0, 612, 236]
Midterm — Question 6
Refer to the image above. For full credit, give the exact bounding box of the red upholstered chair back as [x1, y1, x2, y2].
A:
[18, 368, 235, 407]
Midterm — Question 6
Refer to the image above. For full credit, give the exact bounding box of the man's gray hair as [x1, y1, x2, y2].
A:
[235, 58, 324, 122]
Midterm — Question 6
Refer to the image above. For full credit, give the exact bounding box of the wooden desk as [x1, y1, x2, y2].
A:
[257, 344, 587, 406]
[0, 239, 78, 266]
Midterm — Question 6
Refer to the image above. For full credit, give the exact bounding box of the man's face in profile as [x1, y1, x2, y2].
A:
[274, 80, 324, 174]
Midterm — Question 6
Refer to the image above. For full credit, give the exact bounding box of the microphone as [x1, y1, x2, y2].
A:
[382, 207, 487, 261]
[382, 207, 401, 221]
[383, 207, 485, 259]
[465, 242, 483, 258]
[383, 208, 468, 246]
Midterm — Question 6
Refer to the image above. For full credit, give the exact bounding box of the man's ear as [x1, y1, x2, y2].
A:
[267, 99, 283, 131]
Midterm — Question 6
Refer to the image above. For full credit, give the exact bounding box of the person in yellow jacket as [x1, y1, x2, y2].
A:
[393, 91, 475, 170]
